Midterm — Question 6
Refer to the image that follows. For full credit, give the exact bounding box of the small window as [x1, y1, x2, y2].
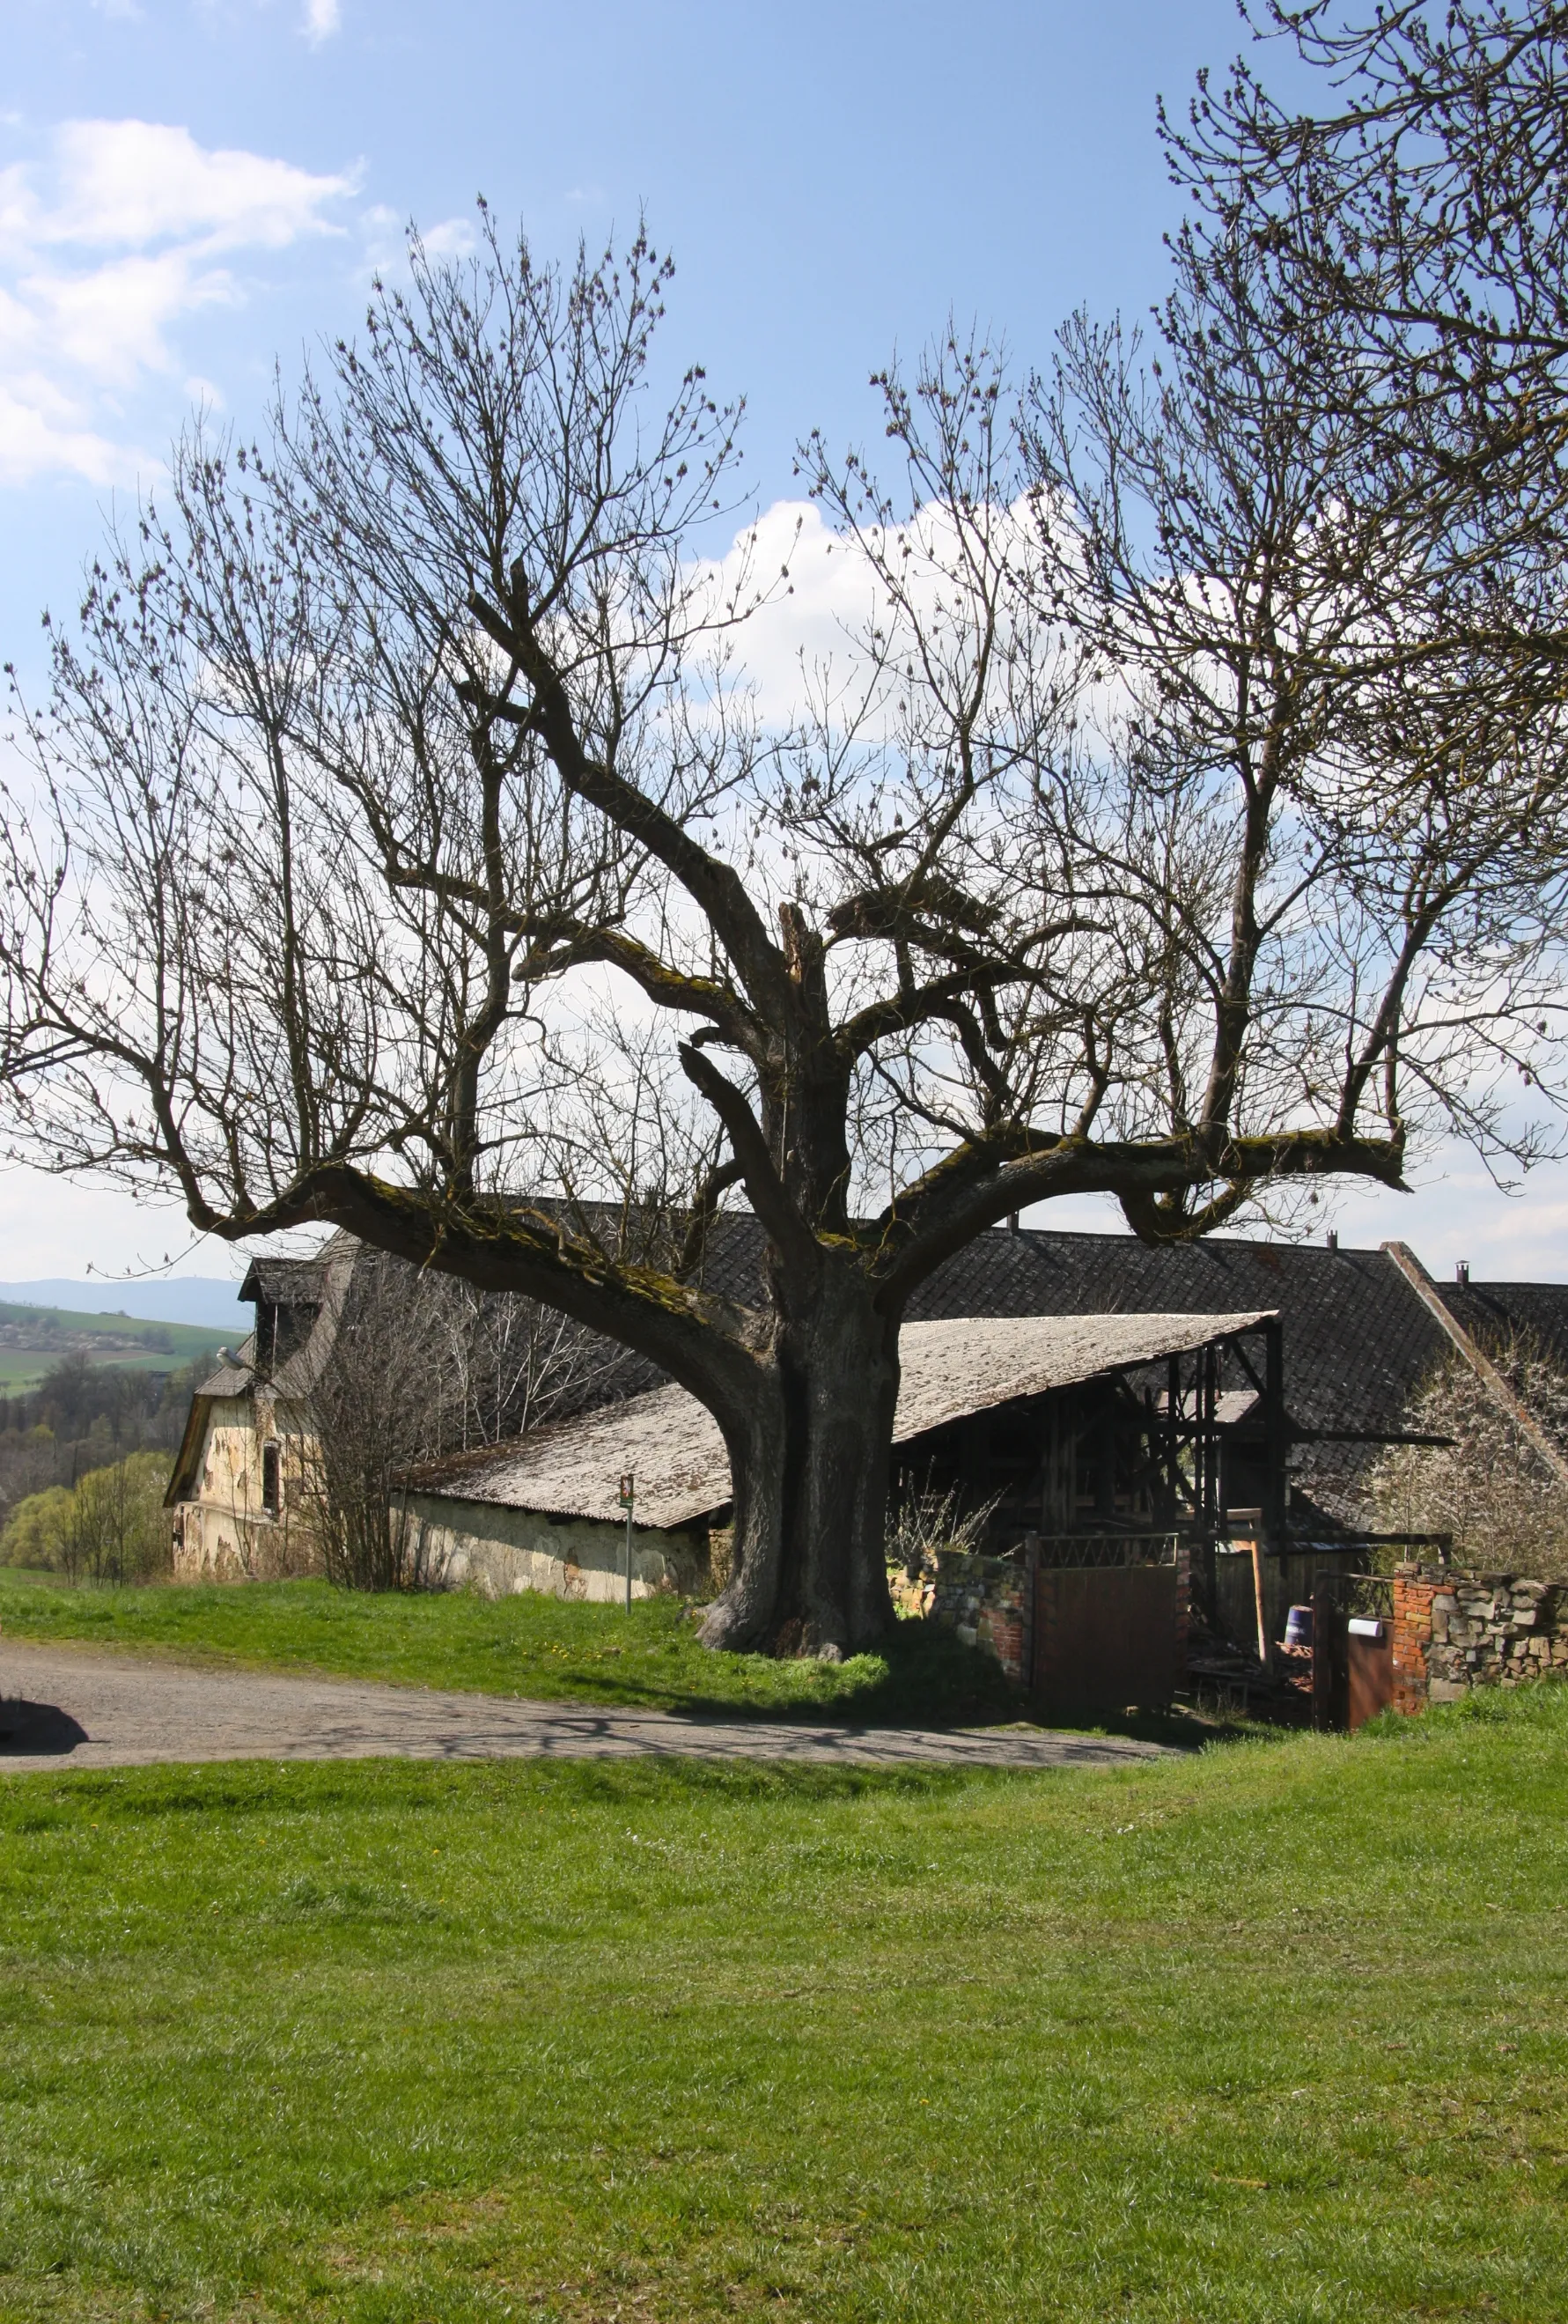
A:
[261, 1442, 281, 1518]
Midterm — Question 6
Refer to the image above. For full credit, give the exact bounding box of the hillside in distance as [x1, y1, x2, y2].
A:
[0, 1279, 247, 1331]
[0, 1299, 235, 1394]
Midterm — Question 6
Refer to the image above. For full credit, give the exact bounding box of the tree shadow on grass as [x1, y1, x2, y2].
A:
[568, 1617, 1226, 1748]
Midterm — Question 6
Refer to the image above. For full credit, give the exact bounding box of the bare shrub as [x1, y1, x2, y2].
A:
[424, 1276, 622, 1453]
[885, 1484, 1001, 1616]
[305, 1253, 621, 1590]
[70, 1452, 173, 1584]
[1373, 1332, 1568, 1579]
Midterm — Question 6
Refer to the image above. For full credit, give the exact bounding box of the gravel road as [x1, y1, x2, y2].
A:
[0, 1641, 1172, 1774]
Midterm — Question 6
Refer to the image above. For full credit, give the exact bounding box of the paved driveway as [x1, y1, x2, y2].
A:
[0, 1641, 1173, 1774]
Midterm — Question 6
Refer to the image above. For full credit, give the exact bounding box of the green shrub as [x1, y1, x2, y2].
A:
[1, 1450, 173, 1583]
[0, 1481, 73, 1569]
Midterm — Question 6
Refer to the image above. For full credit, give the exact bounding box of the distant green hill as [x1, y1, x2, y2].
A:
[0, 1300, 235, 1393]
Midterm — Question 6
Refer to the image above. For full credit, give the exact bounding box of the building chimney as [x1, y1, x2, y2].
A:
[1008, 1212, 1020, 1236]
[1456, 1260, 1470, 1286]
[1326, 1230, 1338, 1251]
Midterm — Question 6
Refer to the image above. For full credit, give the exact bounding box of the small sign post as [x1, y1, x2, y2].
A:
[617, 1472, 635, 1612]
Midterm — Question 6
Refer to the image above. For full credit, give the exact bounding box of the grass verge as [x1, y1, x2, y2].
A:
[1, 1682, 1565, 2320]
[0, 1568, 1025, 1725]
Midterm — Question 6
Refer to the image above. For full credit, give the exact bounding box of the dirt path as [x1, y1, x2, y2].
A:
[0, 1640, 1173, 1774]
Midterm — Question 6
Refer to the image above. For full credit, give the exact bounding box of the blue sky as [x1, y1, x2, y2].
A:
[2, 0, 1563, 1285]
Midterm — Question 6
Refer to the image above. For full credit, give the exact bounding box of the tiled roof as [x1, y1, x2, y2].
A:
[193, 1355, 256, 1397]
[237, 1256, 328, 1307]
[681, 1217, 1471, 1527]
[220, 1211, 1478, 1449]
[414, 1309, 1275, 1528]
[1438, 1280, 1568, 1370]
[912, 1228, 1448, 1440]
[200, 1213, 1565, 1530]
[689, 1216, 1449, 1440]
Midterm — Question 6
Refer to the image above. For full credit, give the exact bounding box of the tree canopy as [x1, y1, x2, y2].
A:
[6, 11, 1568, 1648]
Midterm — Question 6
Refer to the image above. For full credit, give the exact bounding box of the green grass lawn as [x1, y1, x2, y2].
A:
[0, 1570, 1023, 1725]
[1, 1685, 1565, 2321]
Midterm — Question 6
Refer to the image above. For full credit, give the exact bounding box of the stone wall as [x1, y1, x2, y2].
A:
[1391, 1566, 1568, 1708]
[929, 1550, 1032, 1686]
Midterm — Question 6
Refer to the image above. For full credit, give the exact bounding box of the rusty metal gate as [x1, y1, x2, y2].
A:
[1033, 1554, 1178, 1715]
[1311, 1575, 1395, 1731]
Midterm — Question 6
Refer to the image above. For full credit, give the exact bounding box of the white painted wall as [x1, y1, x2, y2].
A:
[400, 1491, 710, 1604]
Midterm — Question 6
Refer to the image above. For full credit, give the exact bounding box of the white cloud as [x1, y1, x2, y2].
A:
[690, 494, 1047, 727]
[302, 0, 342, 47]
[0, 119, 356, 485]
[359, 202, 476, 281]
[421, 215, 478, 262]
[43, 119, 354, 251]
[689, 499, 889, 724]
[0, 380, 121, 487]
[20, 249, 237, 387]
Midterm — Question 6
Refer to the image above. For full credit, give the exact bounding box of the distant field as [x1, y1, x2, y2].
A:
[0, 1299, 232, 1391]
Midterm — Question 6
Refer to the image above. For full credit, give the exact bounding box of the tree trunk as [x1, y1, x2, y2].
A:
[698, 1259, 898, 1656]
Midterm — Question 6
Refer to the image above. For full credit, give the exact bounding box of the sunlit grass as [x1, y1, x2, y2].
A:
[0, 1683, 1564, 2320]
[0, 1568, 1020, 1724]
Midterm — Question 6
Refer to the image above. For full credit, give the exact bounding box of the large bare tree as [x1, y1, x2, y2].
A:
[4, 177, 1567, 1652]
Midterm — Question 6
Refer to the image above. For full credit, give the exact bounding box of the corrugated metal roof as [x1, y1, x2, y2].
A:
[413, 1308, 1274, 1530]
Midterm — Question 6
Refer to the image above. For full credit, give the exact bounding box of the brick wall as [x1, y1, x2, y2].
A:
[1389, 1570, 1439, 1715]
[1389, 1566, 1568, 1708]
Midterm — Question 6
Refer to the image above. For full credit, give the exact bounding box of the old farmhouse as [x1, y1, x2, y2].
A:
[166, 1222, 1568, 1631]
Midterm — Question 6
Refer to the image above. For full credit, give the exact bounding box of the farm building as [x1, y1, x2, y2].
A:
[166, 1246, 351, 1581]
[397, 1307, 1281, 1603]
[166, 1219, 1568, 1634]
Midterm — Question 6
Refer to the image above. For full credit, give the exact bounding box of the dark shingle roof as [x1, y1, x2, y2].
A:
[219, 1214, 1542, 1529]
[238, 1256, 328, 1307]
[689, 1216, 1449, 1442]
[912, 1229, 1448, 1441]
[227, 1214, 1481, 1446]
[1438, 1280, 1568, 1371]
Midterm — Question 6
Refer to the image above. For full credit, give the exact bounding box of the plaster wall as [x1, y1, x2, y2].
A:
[171, 1396, 319, 1582]
[400, 1490, 710, 1604]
